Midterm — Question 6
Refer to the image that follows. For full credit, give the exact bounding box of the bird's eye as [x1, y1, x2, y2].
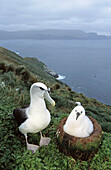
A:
[81, 111, 83, 113]
[75, 110, 77, 112]
[40, 87, 45, 90]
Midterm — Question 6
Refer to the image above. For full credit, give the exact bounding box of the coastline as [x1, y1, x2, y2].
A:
[44, 65, 66, 80]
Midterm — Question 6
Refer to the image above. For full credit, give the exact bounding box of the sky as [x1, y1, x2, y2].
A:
[0, 0, 111, 35]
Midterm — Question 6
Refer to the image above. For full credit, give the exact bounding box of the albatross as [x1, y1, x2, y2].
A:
[13, 82, 55, 153]
[63, 102, 93, 138]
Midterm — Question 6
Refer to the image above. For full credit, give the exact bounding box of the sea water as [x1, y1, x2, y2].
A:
[0, 39, 111, 105]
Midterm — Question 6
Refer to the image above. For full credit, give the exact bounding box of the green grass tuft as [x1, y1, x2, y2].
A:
[0, 47, 111, 169]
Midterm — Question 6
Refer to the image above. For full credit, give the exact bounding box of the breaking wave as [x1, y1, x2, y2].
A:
[57, 75, 66, 80]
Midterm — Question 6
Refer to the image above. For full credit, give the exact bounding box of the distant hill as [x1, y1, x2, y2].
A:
[0, 30, 111, 40]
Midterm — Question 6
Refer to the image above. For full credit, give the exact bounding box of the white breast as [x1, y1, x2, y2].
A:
[19, 109, 51, 135]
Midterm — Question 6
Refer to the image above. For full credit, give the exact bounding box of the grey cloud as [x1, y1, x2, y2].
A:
[0, 0, 111, 34]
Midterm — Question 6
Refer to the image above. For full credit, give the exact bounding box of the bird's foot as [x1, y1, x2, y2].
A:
[40, 136, 51, 146]
[27, 143, 40, 153]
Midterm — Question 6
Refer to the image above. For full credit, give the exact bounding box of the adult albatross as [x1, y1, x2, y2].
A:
[13, 82, 55, 153]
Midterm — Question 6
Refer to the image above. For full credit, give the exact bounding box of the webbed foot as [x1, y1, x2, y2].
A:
[27, 143, 40, 153]
[40, 132, 51, 146]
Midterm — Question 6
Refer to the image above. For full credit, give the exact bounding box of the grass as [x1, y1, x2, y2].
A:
[0, 47, 111, 169]
[0, 47, 57, 83]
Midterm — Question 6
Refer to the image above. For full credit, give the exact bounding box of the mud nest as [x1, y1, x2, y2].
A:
[56, 116, 102, 160]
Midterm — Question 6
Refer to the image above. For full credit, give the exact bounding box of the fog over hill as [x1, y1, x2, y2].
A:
[0, 30, 111, 40]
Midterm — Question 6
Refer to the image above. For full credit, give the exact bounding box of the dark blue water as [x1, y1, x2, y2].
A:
[0, 39, 111, 105]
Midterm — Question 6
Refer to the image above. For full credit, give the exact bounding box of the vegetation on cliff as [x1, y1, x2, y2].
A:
[0, 47, 111, 169]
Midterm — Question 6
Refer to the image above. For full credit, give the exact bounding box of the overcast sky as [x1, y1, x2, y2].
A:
[0, 0, 111, 35]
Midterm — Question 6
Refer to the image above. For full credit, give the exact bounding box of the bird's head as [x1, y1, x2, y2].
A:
[30, 82, 55, 106]
[74, 102, 85, 120]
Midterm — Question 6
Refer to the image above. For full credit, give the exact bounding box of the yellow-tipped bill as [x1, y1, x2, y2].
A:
[53, 101, 55, 107]
[44, 91, 55, 106]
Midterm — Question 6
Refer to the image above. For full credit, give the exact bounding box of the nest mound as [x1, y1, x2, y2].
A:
[56, 116, 102, 160]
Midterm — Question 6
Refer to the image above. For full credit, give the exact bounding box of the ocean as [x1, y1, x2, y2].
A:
[0, 39, 111, 105]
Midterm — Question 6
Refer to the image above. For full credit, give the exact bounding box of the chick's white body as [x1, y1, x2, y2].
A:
[63, 104, 93, 138]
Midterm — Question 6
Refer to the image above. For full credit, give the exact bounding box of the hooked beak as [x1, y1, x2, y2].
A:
[44, 91, 55, 106]
[76, 112, 80, 120]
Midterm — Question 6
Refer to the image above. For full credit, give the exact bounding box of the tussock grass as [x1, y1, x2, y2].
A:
[0, 75, 111, 169]
[0, 47, 111, 169]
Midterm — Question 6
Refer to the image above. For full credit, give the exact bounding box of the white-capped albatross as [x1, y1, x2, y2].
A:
[13, 82, 55, 153]
[63, 102, 93, 138]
